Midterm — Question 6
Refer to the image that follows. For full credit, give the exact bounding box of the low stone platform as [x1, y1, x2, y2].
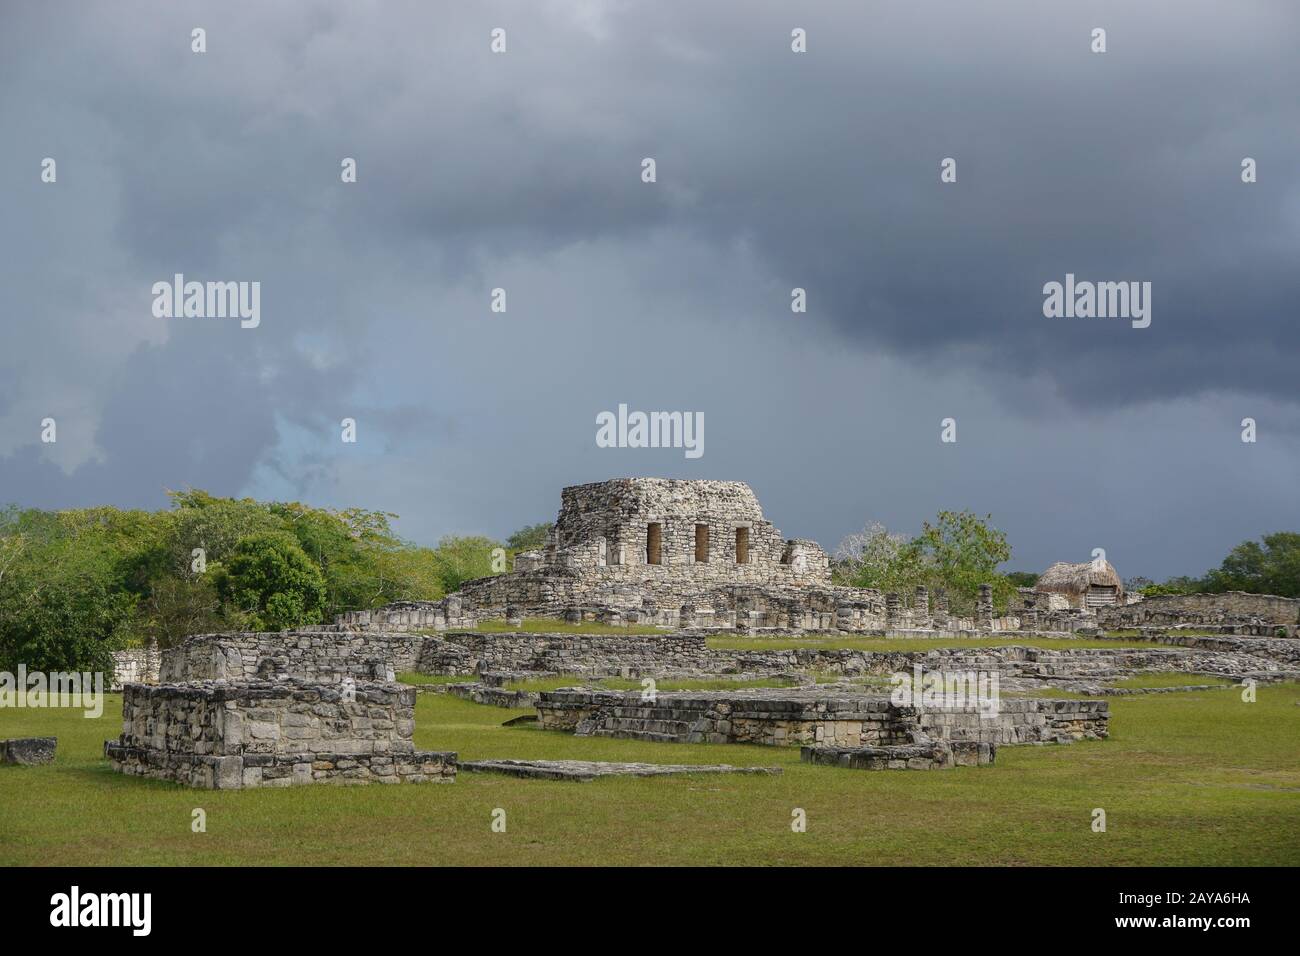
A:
[461, 758, 782, 782]
[801, 740, 994, 771]
[0, 736, 57, 765]
[105, 679, 457, 789]
[536, 688, 1108, 748]
[105, 743, 456, 788]
[439, 682, 537, 708]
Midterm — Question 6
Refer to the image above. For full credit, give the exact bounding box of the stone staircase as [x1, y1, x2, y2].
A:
[578, 701, 703, 742]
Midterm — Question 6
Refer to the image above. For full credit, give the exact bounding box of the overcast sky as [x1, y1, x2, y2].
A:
[2, 1, 1297, 580]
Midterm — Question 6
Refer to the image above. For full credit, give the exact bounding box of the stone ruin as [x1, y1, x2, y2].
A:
[112, 613, 1300, 779]
[105, 631, 456, 790]
[1, 736, 57, 765]
[336, 478, 1038, 634]
[532, 688, 1109, 753]
[105, 680, 454, 789]
[99, 477, 1300, 780]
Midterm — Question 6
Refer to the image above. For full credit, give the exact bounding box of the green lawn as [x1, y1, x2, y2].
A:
[435, 617, 666, 636]
[706, 635, 1134, 652]
[2, 683, 1297, 865]
[1104, 629, 1223, 639]
[1110, 673, 1236, 689]
[500, 675, 804, 693]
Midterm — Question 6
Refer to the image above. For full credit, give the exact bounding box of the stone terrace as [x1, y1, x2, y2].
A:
[105, 679, 455, 790]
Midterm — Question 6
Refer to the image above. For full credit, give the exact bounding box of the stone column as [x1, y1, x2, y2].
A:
[885, 592, 901, 627]
[914, 586, 930, 622]
[977, 584, 994, 630]
[933, 590, 949, 627]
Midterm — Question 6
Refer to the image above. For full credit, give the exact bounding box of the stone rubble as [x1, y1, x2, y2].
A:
[0, 736, 57, 765]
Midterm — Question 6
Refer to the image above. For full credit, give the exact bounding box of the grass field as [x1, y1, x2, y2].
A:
[706, 635, 1134, 652]
[502, 675, 805, 692]
[437, 617, 666, 635]
[2, 683, 1298, 866]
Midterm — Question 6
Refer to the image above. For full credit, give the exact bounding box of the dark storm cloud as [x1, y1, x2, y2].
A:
[0, 1, 1296, 578]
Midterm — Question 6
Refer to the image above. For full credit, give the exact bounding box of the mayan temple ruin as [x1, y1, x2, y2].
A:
[99, 477, 1300, 789]
[341, 478, 992, 633]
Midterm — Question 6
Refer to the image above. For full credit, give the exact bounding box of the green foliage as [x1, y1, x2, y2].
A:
[910, 510, 1014, 613]
[139, 575, 240, 648]
[836, 511, 1015, 614]
[217, 532, 328, 631]
[506, 522, 553, 551]
[431, 535, 503, 592]
[167, 489, 281, 567]
[1006, 571, 1039, 588]
[0, 529, 135, 674]
[1140, 576, 1205, 596]
[0, 492, 458, 668]
[1202, 532, 1300, 597]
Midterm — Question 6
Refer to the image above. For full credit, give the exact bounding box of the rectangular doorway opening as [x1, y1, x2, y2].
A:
[735, 526, 749, 564]
[646, 523, 662, 565]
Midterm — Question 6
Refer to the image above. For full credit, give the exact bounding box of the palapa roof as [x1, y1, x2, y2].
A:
[1035, 559, 1124, 596]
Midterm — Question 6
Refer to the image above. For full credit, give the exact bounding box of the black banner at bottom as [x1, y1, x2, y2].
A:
[0, 866, 1280, 940]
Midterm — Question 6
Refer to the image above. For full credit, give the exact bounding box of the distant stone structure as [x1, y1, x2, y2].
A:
[1030, 559, 1125, 610]
[534, 688, 1111, 749]
[338, 478, 1023, 633]
[1098, 591, 1300, 636]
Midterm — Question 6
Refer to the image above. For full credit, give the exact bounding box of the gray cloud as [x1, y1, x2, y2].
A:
[1, 1, 1296, 579]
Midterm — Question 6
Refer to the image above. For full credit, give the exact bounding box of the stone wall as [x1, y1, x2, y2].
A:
[1099, 592, 1300, 629]
[416, 631, 719, 677]
[410, 631, 1291, 683]
[110, 647, 161, 690]
[802, 741, 994, 771]
[159, 629, 426, 684]
[534, 689, 1109, 748]
[549, 479, 830, 586]
[349, 479, 864, 628]
[104, 679, 454, 789]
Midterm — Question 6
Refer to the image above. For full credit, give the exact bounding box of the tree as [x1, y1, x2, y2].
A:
[1006, 571, 1040, 588]
[1203, 532, 1300, 597]
[167, 489, 281, 567]
[217, 532, 327, 631]
[506, 522, 553, 552]
[908, 511, 1014, 614]
[833, 523, 917, 592]
[1142, 576, 1205, 596]
[140, 574, 238, 648]
[431, 535, 504, 592]
[835, 512, 1016, 614]
[0, 534, 135, 674]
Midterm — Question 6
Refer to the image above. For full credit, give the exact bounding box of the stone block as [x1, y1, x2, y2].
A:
[0, 736, 57, 765]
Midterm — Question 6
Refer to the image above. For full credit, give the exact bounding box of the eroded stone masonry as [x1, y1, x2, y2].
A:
[335, 479, 1300, 637]
[104, 478, 1300, 782]
[106, 679, 453, 789]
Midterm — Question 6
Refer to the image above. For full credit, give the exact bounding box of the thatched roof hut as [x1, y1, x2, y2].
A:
[1035, 559, 1124, 608]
